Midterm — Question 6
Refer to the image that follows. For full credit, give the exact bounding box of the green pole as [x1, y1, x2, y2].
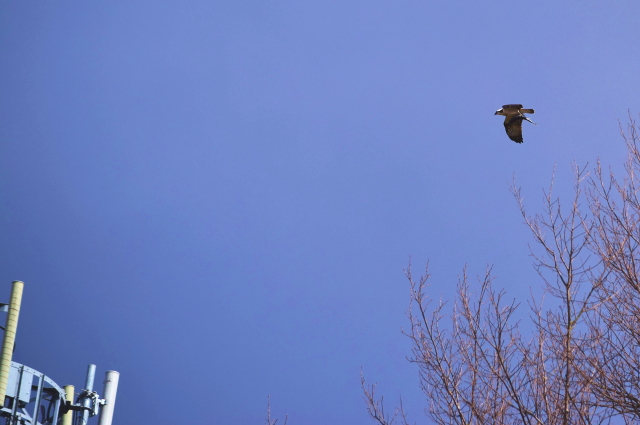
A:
[62, 385, 74, 425]
[0, 281, 24, 406]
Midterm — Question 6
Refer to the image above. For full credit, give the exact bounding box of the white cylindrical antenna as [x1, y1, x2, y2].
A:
[97, 370, 120, 425]
[0, 281, 24, 405]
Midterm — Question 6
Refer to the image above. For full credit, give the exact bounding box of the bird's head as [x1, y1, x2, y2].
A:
[494, 108, 504, 116]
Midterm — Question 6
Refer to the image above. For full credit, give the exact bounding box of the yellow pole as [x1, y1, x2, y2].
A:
[0, 281, 24, 406]
[62, 385, 75, 425]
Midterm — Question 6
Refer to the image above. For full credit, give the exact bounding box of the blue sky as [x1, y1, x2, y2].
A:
[1, 1, 639, 424]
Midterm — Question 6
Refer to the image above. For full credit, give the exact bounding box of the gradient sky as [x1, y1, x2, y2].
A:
[1, 1, 639, 424]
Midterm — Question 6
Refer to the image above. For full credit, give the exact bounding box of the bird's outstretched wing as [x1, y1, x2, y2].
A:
[504, 115, 524, 143]
[502, 104, 523, 110]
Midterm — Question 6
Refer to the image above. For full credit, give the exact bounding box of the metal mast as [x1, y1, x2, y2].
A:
[0, 281, 120, 425]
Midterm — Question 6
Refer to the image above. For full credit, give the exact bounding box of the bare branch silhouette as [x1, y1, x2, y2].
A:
[364, 116, 640, 425]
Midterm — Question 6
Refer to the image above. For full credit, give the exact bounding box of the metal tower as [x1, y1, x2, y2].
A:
[0, 281, 120, 425]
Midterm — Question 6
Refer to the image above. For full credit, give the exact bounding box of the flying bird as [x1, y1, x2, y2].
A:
[494, 104, 536, 144]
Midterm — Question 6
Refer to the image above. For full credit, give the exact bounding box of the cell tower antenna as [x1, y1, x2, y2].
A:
[0, 281, 120, 425]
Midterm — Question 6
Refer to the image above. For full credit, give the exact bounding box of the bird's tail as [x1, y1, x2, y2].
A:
[521, 108, 534, 114]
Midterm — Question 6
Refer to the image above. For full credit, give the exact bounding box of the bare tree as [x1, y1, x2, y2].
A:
[265, 395, 288, 425]
[362, 372, 412, 425]
[578, 117, 640, 420]
[364, 117, 640, 425]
